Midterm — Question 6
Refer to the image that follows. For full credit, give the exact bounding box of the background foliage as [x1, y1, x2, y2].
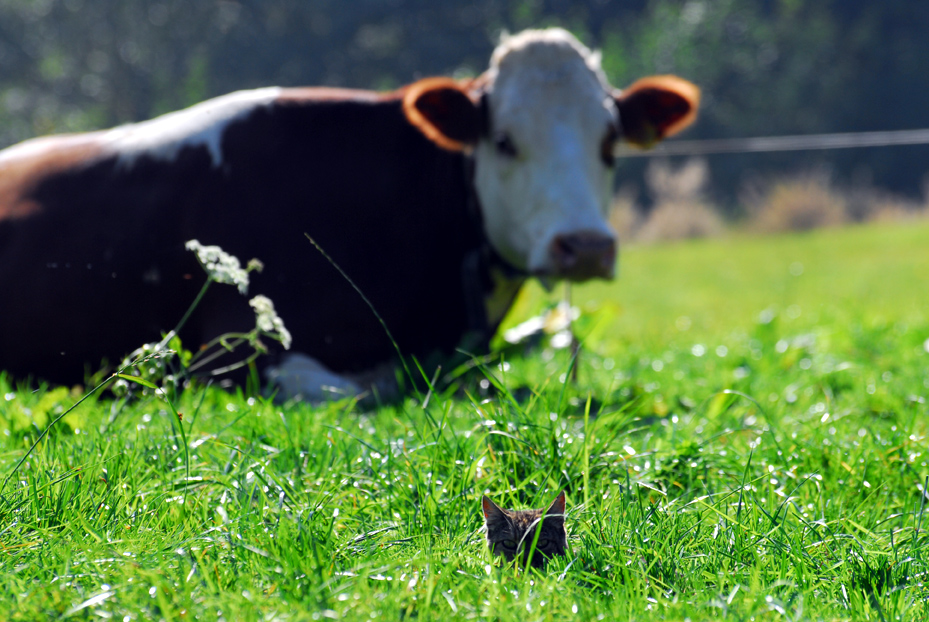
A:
[2, 0, 929, 208]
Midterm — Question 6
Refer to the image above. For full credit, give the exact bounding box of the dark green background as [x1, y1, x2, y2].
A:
[2, 0, 927, 209]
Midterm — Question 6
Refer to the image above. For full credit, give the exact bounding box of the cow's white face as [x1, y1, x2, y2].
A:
[474, 30, 618, 279]
[403, 28, 699, 283]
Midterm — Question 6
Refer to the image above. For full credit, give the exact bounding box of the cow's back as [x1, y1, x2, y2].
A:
[0, 91, 483, 384]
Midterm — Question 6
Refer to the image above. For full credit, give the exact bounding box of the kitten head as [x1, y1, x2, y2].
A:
[481, 491, 567, 569]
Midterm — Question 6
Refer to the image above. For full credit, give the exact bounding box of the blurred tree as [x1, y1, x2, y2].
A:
[0, 0, 223, 143]
[0, 0, 927, 202]
[601, 0, 929, 206]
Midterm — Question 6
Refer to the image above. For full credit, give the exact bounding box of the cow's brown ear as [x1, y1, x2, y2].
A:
[403, 78, 483, 152]
[615, 75, 700, 148]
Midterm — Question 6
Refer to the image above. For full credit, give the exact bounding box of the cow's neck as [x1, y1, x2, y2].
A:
[461, 154, 527, 340]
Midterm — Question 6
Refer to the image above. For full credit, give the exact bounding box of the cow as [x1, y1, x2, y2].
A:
[0, 28, 698, 399]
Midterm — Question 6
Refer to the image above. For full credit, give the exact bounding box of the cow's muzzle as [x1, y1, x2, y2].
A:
[548, 231, 617, 281]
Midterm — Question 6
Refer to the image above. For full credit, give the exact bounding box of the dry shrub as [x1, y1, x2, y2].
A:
[852, 192, 926, 223]
[647, 158, 709, 204]
[845, 181, 929, 223]
[635, 158, 725, 242]
[743, 173, 847, 233]
[869, 201, 928, 222]
[636, 200, 726, 242]
[608, 185, 643, 241]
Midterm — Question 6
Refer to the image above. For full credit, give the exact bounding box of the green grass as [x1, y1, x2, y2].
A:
[2, 221, 928, 621]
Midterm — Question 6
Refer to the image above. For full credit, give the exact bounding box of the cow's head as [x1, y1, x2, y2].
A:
[403, 28, 699, 282]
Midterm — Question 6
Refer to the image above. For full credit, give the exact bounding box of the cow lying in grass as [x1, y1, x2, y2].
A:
[0, 28, 698, 399]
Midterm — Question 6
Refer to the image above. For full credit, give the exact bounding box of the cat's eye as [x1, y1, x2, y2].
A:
[534, 538, 551, 549]
[501, 539, 518, 550]
[494, 132, 518, 158]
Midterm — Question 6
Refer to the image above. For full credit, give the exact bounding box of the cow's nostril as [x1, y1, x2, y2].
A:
[549, 232, 616, 281]
[553, 236, 578, 266]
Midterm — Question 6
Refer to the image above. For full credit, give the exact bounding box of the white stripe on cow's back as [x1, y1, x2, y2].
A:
[0, 134, 73, 164]
[107, 87, 283, 169]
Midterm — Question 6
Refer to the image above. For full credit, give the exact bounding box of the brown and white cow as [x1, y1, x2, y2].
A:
[0, 28, 698, 398]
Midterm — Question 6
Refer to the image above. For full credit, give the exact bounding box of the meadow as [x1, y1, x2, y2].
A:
[1, 220, 927, 621]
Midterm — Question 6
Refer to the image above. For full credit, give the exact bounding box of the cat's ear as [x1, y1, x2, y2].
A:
[545, 491, 566, 517]
[482, 496, 507, 523]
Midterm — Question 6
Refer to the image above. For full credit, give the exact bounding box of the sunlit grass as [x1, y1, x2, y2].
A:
[1, 221, 928, 620]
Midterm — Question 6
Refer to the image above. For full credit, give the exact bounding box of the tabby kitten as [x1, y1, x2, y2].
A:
[481, 491, 567, 569]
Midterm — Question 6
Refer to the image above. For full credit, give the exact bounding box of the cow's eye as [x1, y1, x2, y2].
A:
[601, 124, 619, 167]
[494, 132, 518, 158]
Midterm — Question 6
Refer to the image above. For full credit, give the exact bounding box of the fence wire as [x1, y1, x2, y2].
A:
[616, 128, 929, 158]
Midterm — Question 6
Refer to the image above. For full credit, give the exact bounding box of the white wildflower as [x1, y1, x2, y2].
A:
[249, 295, 292, 350]
[185, 240, 250, 294]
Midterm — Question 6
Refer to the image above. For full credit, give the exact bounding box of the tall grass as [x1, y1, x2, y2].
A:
[1, 221, 928, 620]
